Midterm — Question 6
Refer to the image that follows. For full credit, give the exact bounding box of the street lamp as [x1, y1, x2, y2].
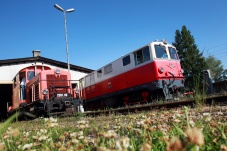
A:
[54, 4, 74, 72]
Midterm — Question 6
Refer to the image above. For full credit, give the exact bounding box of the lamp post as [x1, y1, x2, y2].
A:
[54, 4, 74, 72]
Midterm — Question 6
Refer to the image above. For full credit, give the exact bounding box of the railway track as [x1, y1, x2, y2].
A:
[83, 94, 227, 116]
[18, 94, 227, 119]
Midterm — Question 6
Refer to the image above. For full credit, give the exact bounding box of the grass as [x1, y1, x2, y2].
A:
[0, 105, 227, 151]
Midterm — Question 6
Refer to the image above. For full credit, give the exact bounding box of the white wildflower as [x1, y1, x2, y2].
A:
[217, 112, 223, 115]
[47, 122, 58, 128]
[136, 120, 144, 126]
[70, 132, 77, 138]
[116, 140, 122, 151]
[175, 113, 182, 117]
[78, 135, 84, 140]
[49, 117, 58, 123]
[204, 115, 211, 122]
[78, 120, 86, 125]
[78, 131, 83, 136]
[103, 130, 117, 138]
[218, 122, 222, 125]
[44, 118, 49, 122]
[189, 120, 195, 127]
[71, 138, 79, 144]
[22, 143, 33, 150]
[116, 136, 130, 150]
[38, 135, 48, 141]
[174, 119, 181, 123]
[203, 112, 210, 116]
[40, 129, 47, 134]
[121, 136, 130, 149]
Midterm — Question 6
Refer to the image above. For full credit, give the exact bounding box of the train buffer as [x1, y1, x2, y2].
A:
[184, 91, 194, 97]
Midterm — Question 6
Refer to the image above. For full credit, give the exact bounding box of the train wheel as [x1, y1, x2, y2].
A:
[141, 91, 149, 103]
[100, 101, 105, 110]
[151, 90, 165, 103]
[90, 104, 94, 111]
[123, 96, 129, 106]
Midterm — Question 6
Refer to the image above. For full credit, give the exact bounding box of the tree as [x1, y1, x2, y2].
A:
[172, 25, 206, 91]
[205, 55, 224, 82]
[222, 69, 227, 80]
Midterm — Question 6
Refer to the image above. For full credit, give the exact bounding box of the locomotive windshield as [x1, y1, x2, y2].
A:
[154, 45, 168, 59]
[168, 47, 179, 60]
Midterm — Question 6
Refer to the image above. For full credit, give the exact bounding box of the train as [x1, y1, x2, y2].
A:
[79, 40, 185, 110]
[7, 65, 83, 117]
[6, 40, 185, 117]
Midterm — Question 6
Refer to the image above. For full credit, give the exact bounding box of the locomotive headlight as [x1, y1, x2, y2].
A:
[55, 69, 60, 74]
[158, 67, 165, 74]
[42, 89, 49, 95]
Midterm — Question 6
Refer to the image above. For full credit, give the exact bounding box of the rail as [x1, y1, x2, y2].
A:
[83, 94, 227, 116]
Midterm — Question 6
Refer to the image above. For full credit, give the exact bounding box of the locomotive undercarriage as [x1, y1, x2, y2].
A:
[84, 79, 185, 111]
[43, 97, 74, 116]
[8, 97, 82, 118]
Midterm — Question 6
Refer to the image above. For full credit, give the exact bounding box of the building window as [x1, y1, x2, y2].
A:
[104, 64, 112, 74]
[122, 55, 131, 66]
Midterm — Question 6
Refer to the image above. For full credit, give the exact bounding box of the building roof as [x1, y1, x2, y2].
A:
[0, 56, 93, 73]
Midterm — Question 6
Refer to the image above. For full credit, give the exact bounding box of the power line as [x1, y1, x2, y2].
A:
[209, 50, 227, 57]
[204, 43, 227, 56]
[207, 42, 227, 50]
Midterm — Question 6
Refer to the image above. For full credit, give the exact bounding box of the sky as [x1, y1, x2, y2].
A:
[0, 0, 227, 70]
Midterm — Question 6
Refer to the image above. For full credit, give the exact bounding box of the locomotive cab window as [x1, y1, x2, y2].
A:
[104, 64, 112, 74]
[27, 71, 35, 81]
[97, 69, 102, 78]
[90, 73, 95, 85]
[122, 55, 131, 66]
[168, 47, 179, 60]
[134, 46, 150, 65]
[155, 45, 168, 59]
[85, 76, 90, 86]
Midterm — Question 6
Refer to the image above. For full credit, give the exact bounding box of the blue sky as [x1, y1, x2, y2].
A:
[0, 0, 227, 70]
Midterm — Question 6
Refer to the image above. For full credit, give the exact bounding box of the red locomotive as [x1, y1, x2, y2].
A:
[6, 40, 185, 116]
[79, 40, 185, 110]
[8, 65, 82, 117]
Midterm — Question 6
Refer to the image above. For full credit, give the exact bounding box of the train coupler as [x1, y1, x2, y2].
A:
[64, 101, 71, 107]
